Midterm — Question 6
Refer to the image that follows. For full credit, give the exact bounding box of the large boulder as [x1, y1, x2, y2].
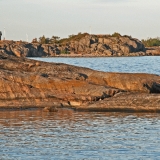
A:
[119, 36, 145, 53]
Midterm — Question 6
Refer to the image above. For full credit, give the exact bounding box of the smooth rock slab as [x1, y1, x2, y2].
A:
[0, 52, 160, 112]
[75, 93, 160, 112]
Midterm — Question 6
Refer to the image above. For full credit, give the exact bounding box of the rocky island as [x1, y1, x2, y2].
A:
[0, 50, 160, 112]
[1, 33, 159, 57]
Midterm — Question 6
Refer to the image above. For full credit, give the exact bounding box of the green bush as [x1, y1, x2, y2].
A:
[38, 35, 60, 44]
[111, 32, 121, 37]
[142, 37, 160, 47]
[59, 32, 89, 44]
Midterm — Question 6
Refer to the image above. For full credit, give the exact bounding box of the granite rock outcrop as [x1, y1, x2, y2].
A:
[146, 47, 160, 56]
[0, 52, 160, 112]
[0, 34, 147, 57]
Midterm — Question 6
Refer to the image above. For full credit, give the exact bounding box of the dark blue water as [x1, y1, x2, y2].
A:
[1, 56, 160, 159]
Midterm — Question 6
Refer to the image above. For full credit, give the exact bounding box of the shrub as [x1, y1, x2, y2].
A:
[142, 37, 160, 47]
[111, 32, 121, 37]
[59, 32, 89, 44]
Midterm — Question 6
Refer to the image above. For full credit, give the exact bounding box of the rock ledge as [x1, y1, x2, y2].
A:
[0, 52, 160, 112]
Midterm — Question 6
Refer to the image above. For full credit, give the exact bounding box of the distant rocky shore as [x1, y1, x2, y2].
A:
[0, 34, 159, 57]
[146, 47, 160, 56]
[0, 51, 160, 112]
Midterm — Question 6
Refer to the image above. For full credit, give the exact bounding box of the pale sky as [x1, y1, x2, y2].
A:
[0, 0, 160, 42]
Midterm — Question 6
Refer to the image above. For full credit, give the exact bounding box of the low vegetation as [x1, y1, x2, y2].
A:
[59, 32, 89, 44]
[111, 32, 121, 37]
[32, 32, 89, 45]
[32, 32, 124, 45]
[142, 37, 160, 47]
[31, 32, 160, 48]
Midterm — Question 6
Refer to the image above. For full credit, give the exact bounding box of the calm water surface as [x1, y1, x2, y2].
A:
[1, 110, 160, 159]
[32, 56, 160, 75]
[1, 56, 160, 159]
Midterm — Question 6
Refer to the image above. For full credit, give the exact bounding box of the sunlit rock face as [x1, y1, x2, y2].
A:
[0, 34, 147, 57]
[0, 51, 160, 112]
[146, 47, 160, 56]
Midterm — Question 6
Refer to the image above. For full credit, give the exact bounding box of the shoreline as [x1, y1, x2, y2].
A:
[34, 54, 160, 58]
[1, 105, 160, 113]
[0, 52, 159, 112]
[1, 38, 160, 58]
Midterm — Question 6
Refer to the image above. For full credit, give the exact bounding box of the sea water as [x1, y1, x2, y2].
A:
[31, 56, 160, 75]
[0, 56, 160, 159]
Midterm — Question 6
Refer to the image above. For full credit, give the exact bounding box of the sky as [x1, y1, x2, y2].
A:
[0, 0, 160, 42]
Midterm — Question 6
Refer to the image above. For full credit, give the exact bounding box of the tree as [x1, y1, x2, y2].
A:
[39, 35, 46, 44]
[45, 38, 50, 44]
[50, 36, 60, 44]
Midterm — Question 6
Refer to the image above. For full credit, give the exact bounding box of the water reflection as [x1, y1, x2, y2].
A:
[0, 109, 160, 127]
[0, 109, 160, 159]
